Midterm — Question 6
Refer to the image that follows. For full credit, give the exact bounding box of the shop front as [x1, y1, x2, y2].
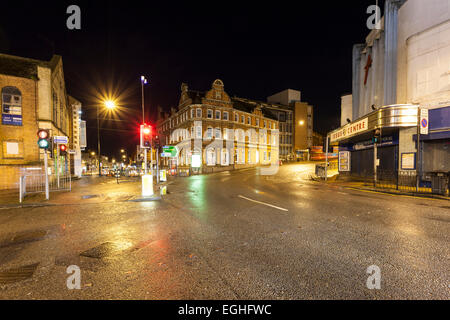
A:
[329, 104, 420, 186]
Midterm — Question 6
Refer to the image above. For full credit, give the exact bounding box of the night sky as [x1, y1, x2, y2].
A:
[0, 0, 383, 160]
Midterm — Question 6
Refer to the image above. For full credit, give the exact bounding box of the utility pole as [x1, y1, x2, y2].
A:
[97, 105, 101, 176]
[325, 134, 329, 182]
[416, 107, 420, 192]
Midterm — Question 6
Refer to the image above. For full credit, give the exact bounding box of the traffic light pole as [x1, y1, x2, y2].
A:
[144, 148, 148, 175]
[44, 149, 49, 200]
[156, 148, 159, 183]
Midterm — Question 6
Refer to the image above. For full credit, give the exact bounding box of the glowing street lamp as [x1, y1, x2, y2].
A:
[299, 120, 305, 126]
[104, 100, 116, 110]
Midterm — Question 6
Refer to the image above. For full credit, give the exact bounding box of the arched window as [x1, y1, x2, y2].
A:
[2, 86, 22, 126]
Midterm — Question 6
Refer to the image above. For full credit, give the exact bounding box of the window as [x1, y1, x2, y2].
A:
[241, 115, 245, 123]
[256, 118, 260, 127]
[215, 128, 221, 139]
[234, 113, 238, 122]
[207, 127, 213, 139]
[2, 87, 22, 126]
[196, 108, 202, 118]
[207, 148, 216, 166]
[247, 117, 251, 125]
[221, 149, 229, 166]
[215, 110, 221, 120]
[196, 126, 202, 139]
[223, 128, 228, 140]
[264, 120, 267, 128]
[223, 111, 229, 121]
[207, 109, 213, 119]
[191, 109, 194, 118]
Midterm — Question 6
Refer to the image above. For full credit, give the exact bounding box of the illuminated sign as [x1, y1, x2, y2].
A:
[330, 118, 369, 142]
[191, 154, 201, 168]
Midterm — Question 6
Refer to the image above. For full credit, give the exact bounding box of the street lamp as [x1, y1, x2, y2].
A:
[97, 100, 117, 176]
[299, 120, 305, 126]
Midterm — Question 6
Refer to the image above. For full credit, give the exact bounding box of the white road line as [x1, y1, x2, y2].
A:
[238, 195, 289, 212]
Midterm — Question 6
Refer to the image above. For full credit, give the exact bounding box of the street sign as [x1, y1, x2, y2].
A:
[68, 149, 76, 155]
[161, 146, 178, 157]
[54, 136, 69, 144]
[420, 109, 429, 135]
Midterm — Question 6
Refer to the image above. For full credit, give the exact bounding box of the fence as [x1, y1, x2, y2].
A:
[19, 167, 71, 202]
[376, 169, 433, 193]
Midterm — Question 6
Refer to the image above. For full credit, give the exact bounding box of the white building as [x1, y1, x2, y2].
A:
[334, 0, 450, 192]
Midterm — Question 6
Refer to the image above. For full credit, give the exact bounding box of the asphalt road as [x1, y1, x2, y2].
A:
[0, 163, 448, 299]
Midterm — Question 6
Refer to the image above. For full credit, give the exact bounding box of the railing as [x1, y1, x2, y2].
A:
[19, 167, 71, 202]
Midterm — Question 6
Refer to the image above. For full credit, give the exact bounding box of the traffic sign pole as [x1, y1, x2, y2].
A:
[44, 149, 49, 200]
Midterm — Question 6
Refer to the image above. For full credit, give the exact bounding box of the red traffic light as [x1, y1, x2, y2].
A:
[60, 144, 67, 152]
[37, 129, 49, 139]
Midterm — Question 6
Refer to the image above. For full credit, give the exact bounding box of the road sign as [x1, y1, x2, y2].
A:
[68, 149, 76, 155]
[420, 109, 429, 135]
[54, 136, 69, 144]
[161, 146, 178, 157]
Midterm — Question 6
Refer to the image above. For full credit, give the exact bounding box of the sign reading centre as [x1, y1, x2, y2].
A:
[331, 118, 369, 143]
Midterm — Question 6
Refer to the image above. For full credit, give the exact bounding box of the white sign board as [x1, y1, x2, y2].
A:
[420, 109, 429, 135]
[338, 151, 351, 172]
[54, 136, 69, 144]
[331, 118, 369, 142]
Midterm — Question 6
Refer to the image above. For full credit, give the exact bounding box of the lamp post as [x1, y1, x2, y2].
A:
[97, 100, 116, 176]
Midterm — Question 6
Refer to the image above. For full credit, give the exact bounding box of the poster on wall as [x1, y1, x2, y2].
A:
[2, 91, 22, 125]
[401, 153, 416, 170]
[338, 151, 351, 172]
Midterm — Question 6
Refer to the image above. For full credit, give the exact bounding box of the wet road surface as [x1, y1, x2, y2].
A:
[0, 164, 449, 299]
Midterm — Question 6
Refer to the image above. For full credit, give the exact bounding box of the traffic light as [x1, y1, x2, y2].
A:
[37, 129, 51, 149]
[140, 124, 152, 149]
[154, 135, 160, 148]
[59, 144, 67, 156]
[373, 128, 381, 144]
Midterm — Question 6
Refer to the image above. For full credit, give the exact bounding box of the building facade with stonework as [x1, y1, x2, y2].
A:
[0, 53, 80, 189]
[156, 80, 279, 174]
[334, 0, 450, 194]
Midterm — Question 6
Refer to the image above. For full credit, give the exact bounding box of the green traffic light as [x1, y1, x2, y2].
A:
[38, 139, 49, 149]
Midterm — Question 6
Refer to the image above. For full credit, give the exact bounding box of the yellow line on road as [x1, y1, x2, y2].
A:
[344, 187, 442, 201]
[238, 195, 289, 212]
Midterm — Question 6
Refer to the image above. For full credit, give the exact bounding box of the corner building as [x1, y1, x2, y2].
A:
[157, 80, 279, 174]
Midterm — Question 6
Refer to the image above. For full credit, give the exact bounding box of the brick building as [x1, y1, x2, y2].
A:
[156, 80, 279, 174]
[0, 53, 81, 189]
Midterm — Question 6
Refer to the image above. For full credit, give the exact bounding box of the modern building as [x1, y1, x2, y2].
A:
[156, 79, 280, 174]
[236, 89, 320, 161]
[0, 53, 80, 189]
[332, 0, 450, 193]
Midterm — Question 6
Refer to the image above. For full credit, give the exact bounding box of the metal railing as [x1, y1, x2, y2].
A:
[19, 167, 71, 202]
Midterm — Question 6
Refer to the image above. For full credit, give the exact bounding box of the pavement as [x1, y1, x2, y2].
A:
[0, 163, 449, 299]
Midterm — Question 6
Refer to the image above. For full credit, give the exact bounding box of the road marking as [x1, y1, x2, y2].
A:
[238, 195, 288, 212]
[344, 187, 442, 201]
